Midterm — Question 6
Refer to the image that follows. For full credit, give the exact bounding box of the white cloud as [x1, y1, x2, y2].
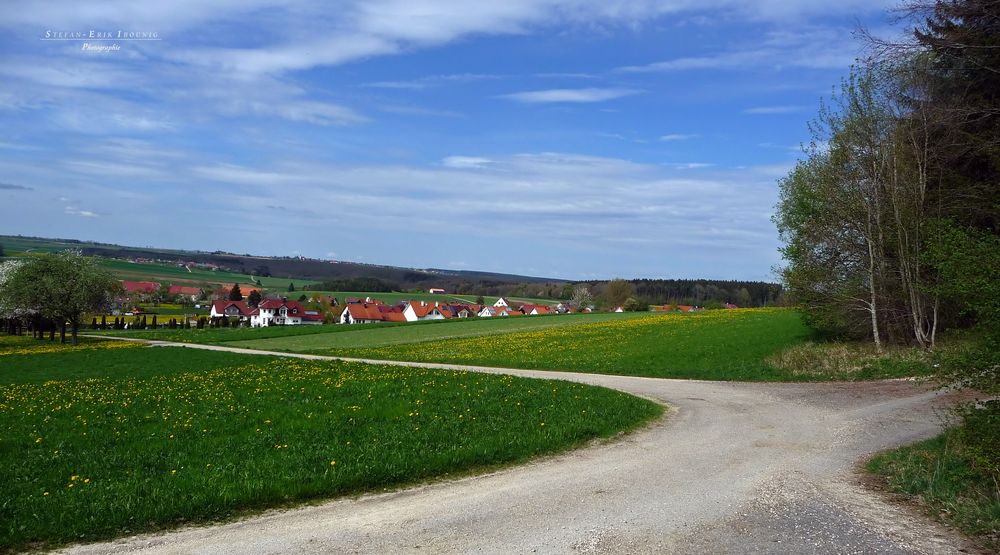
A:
[441, 156, 493, 169]
[185, 152, 780, 252]
[499, 87, 640, 104]
[617, 27, 862, 73]
[659, 133, 698, 141]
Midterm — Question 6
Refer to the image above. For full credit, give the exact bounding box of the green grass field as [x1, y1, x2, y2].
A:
[311, 308, 819, 380]
[90, 308, 940, 382]
[0, 335, 661, 552]
[227, 312, 646, 351]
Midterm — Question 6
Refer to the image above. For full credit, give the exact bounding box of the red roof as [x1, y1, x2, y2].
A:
[168, 285, 201, 296]
[406, 302, 440, 318]
[382, 312, 407, 323]
[345, 303, 384, 322]
[257, 299, 305, 315]
[302, 311, 324, 322]
[211, 300, 254, 317]
[122, 281, 159, 293]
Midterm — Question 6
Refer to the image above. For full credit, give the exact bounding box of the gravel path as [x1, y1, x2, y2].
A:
[64, 338, 980, 554]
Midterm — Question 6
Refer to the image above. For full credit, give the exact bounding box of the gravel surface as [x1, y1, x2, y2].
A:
[63, 339, 982, 554]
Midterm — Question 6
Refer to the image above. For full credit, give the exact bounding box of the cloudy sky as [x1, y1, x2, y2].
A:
[0, 1, 897, 280]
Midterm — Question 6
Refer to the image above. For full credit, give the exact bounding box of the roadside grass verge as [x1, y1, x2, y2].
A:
[0, 336, 662, 552]
[867, 408, 1000, 551]
[307, 308, 819, 381]
[765, 341, 940, 380]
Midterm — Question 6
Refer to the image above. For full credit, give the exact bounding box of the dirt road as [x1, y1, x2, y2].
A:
[63, 340, 978, 554]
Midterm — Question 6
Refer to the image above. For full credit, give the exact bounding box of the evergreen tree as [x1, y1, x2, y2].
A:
[228, 283, 243, 301]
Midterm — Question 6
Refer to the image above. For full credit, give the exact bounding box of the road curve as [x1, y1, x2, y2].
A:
[63, 338, 980, 554]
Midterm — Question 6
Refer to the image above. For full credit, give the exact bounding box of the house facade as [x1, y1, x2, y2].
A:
[403, 301, 445, 322]
[251, 299, 305, 327]
[210, 300, 254, 322]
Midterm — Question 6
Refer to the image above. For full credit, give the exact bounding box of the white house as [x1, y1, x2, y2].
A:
[210, 300, 254, 323]
[341, 303, 384, 324]
[251, 299, 305, 327]
[403, 301, 445, 322]
[493, 297, 510, 308]
[479, 305, 513, 318]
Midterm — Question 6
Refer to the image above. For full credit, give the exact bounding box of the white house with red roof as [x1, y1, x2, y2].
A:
[210, 300, 255, 322]
[402, 301, 445, 322]
[341, 303, 386, 324]
[251, 299, 305, 327]
[519, 304, 553, 316]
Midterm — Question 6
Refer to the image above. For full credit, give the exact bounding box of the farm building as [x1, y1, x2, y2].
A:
[428, 288, 446, 294]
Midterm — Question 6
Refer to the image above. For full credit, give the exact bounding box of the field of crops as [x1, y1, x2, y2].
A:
[0, 335, 660, 551]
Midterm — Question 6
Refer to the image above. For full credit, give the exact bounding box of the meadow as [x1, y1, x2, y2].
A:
[225, 312, 648, 351]
[286, 290, 559, 306]
[0, 335, 661, 552]
[314, 308, 820, 380]
[92, 308, 942, 382]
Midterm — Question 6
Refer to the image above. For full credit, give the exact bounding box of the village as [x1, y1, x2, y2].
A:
[113, 279, 718, 329]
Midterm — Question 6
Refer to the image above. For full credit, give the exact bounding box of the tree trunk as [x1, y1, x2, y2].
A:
[71, 321, 78, 345]
[59, 321, 66, 344]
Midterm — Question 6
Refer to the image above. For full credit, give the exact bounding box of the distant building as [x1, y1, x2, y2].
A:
[168, 285, 201, 301]
[428, 288, 446, 294]
[121, 281, 159, 294]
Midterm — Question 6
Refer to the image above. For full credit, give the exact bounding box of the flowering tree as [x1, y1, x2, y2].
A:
[1, 251, 121, 344]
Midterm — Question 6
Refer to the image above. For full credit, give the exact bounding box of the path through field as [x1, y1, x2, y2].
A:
[64, 339, 980, 554]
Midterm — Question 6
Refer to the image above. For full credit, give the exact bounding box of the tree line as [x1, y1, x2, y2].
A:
[774, 0, 998, 391]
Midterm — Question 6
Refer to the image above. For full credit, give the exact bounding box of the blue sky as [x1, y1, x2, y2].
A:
[0, 1, 897, 281]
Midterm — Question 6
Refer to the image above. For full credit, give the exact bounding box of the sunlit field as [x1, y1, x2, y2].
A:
[0, 335, 661, 551]
[297, 308, 818, 381]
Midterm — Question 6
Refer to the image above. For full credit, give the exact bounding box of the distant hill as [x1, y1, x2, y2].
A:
[0, 235, 783, 306]
[0, 235, 563, 290]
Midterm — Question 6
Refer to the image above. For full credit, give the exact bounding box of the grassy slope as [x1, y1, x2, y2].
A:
[96, 258, 319, 289]
[0, 335, 661, 552]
